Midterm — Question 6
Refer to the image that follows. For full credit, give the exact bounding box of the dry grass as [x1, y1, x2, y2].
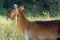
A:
[0, 15, 25, 40]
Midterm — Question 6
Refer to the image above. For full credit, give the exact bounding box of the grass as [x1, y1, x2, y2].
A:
[27, 15, 60, 21]
[0, 15, 25, 40]
[0, 14, 60, 40]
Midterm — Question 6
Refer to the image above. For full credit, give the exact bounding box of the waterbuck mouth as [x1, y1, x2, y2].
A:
[5, 16, 10, 20]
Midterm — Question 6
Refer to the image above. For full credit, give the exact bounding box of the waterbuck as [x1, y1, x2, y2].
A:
[6, 4, 60, 40]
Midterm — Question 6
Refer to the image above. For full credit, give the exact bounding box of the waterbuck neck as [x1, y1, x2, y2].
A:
[17, 8, 28, 33]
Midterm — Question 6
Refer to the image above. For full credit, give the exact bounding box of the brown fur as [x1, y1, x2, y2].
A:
[7, 5, 60, 40]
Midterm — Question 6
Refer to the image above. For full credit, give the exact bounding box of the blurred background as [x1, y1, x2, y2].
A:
[0, 0, 60, 40]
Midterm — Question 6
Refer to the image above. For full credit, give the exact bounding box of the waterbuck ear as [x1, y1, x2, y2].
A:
[14, 4, 18, 10]
[14, 4, 18, 14]
[19, 5, 24, 10]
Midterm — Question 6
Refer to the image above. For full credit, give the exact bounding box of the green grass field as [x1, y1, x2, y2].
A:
[0, 15, 60, 40]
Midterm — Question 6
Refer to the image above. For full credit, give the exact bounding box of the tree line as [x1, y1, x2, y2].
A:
[0, 0, 59, 17]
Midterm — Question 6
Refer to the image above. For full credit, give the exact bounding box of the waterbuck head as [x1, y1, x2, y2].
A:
[6, 4, 24, 20]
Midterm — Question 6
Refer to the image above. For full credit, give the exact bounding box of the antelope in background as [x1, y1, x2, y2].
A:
[6, 4, 60, 40]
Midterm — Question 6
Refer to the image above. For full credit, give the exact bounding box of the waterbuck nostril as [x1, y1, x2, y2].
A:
[5, 16, 10, 20]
